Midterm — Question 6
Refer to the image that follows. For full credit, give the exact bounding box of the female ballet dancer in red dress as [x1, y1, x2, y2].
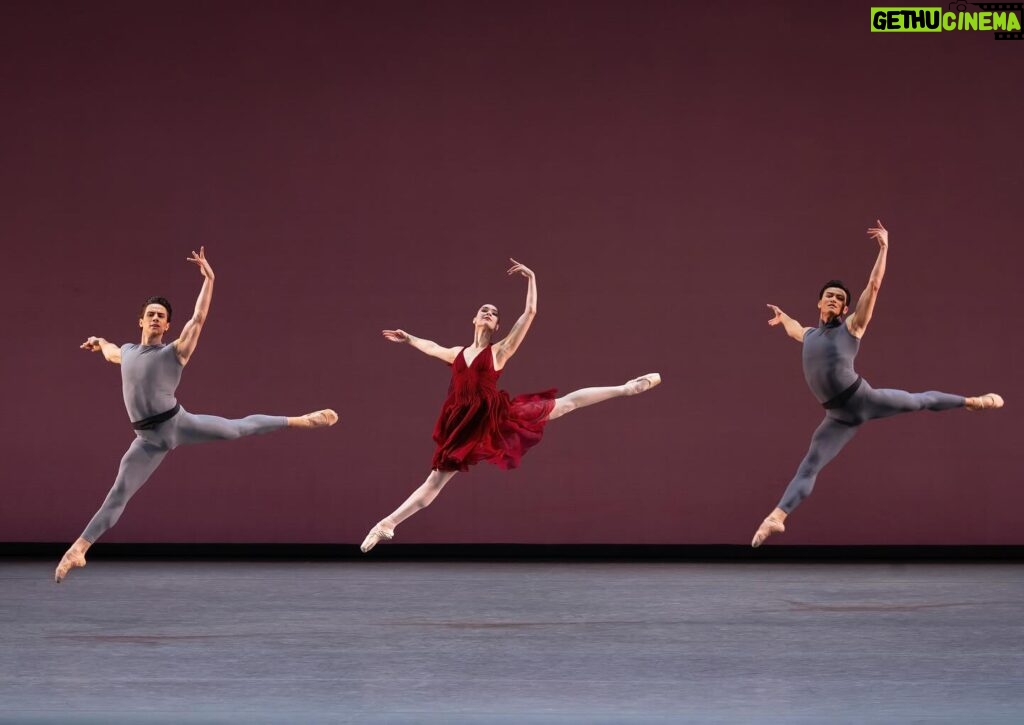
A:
[360, 258, 661, 552]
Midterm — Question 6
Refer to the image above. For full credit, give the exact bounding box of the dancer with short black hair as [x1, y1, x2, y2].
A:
[359, 258, 661, 552]
[751, 221, 1003, 547]
[55, 247, 337, 581]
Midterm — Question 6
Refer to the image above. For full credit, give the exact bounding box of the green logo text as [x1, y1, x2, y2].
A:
[871, 6, 1022, 32]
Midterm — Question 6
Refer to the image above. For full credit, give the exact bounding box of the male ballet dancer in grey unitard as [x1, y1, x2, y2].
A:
[751, 221, 1004, 547]
[55, 247, 338, 581]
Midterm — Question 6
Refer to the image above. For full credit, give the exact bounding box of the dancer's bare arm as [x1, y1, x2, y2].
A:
[846, 220, 888, 339]
[767, 304, 811, 343]
[383, 329, 460, 364]
[174, 246, 214, 365]
[493, 258, 536, 367]
[80, 337, 122, 364]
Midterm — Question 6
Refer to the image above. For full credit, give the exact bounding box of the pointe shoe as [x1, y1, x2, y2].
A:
[302, 409, 339, 427]
[966, 393, 1004, 411]
[626, 373, 662, 395]
[360, 523, 394, 553]
[751, 516, 785, 548]
[54, 548, 87, 583]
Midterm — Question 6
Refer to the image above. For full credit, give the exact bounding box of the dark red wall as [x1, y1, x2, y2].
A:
[2, 1, 1020, 544]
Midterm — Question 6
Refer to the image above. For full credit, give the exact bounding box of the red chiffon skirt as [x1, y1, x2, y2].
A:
[432, 389, 557, 472]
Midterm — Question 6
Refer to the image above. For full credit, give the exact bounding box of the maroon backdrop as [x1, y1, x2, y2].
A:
[2, 1, 1020, 545]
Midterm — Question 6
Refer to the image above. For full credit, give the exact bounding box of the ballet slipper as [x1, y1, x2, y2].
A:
[966, 393, 1004, 411]
[751, 515, 786, 548]
[54, 548, 87, 583]
[625, 373, 662, 395]
[360, 522, 394, 553]
[301, 409, 339, 427]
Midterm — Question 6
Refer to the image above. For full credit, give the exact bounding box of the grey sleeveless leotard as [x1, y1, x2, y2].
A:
[802, 319, 861, 404]
[776, 318, 965, 513]
[119, 343, 183, 421]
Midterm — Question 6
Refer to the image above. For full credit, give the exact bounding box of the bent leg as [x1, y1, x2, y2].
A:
[173, 411, 288, 446]
[547, 373, 661, 422]
[81, 437, 169, 543]
[777, 416, 860, 513]
[58, 437, 169, 581]
[360, 469, 458, 552]
[385, 469, 458, 527]
[860, 385, 964, 421]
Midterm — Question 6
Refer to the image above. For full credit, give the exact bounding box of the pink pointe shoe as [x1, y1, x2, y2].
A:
[966, 394, 1004, 411]
[626, 373, 662, 395]
[302, 409, 339, 427]
[54, 548, 87, 583]
[751, 516, 786, 548]
[360, 523, 394, 553]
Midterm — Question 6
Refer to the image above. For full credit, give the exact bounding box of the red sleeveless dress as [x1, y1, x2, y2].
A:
[432, 346, 557, 472]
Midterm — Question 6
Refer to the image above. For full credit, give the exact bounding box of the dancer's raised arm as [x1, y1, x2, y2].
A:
[846, 220, 888, 338]
[383, 329, 460, 364]
[767, 304, 811, 343]
[493, 258, 536, 367]
[173, 246, 214, 365]
[81, 336, 122, 364]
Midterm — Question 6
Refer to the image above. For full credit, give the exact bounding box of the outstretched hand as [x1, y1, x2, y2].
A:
[382, 329, 410, 343]
[187, 246, 214, 279]
[506, 258, 535, 279]
[766, 304, 785, 326]
[867, 220, 888, 249]
[80, 336, 103, 352]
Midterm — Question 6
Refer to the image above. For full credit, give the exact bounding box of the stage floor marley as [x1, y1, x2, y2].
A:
[2, 559, 1023, 723]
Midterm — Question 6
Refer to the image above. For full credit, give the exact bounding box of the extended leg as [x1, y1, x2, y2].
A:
[547, 373, 661, 421]
[171, 408, 336, 446]
[174, 411, 287, 443]
[55, 437, 169, 582]
[170, 410, 301, 445]
[360, 469, 458, 552]
[861, 386, 1003, 417]
[860, 386, 965, 420]
[751, 417, 859, 547]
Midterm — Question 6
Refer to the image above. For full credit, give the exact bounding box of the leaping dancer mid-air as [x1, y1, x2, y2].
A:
[55, 247, 338, 582]
[751, 221, 1003, 547]
[359, 258, 661, 552]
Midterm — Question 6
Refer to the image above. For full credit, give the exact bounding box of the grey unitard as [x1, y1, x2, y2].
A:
[81, 344, 286, 542]
[777, 320, 964, 513]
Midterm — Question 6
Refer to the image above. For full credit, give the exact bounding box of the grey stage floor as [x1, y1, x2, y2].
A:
[2, 559, 1023, 724]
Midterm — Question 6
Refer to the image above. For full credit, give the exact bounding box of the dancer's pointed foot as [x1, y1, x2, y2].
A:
[625, 373, 662, 395]
[292, 409, 339, 428]
[751, 515, 786, 548]
[54, 547, 87, 583]
[965, 393, 1004, 411]
[360, 522, 395, 553]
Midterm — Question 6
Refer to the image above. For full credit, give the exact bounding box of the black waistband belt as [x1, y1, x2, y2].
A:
[132, 403, 181, 430]
[822, 377, 863, 410]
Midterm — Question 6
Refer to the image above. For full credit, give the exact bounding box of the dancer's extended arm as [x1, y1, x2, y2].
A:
[493, 258, 536, 367]
[174, 246, 214, 365]
[80, 336, 122, 363]
[846, 220, 888, 338]
[382, 329, 460, 364]
[767, 304, 811, 343]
